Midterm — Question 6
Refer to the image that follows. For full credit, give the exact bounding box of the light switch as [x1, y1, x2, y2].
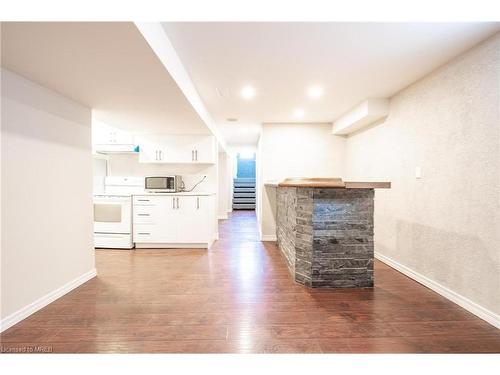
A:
[415, 166, 422, 179]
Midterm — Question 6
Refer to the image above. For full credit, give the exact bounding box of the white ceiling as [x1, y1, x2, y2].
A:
[216, 122, 262, 145]
[162, 22, 500, 145]
[1, 22, 210, 135]
[2, 22, 499, 147]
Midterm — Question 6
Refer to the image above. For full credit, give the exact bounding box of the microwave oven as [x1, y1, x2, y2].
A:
[144, 176, 183, 193]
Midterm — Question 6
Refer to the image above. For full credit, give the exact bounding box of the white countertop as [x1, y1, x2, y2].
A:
[133, 191, 215, 196]
[94, 191, 215, 197]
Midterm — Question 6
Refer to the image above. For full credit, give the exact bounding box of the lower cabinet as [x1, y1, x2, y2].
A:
[133, 195, 214, 248]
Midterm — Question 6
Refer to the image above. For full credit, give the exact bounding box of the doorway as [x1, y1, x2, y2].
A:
[232, 152, 256, 210]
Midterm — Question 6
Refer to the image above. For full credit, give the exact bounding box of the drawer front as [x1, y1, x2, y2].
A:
[133, 232, 155, 243]
[133, 223, 176, 243]
[133, 211, 155, 224]
[133, 205, 160, 224]
[133, 224, 158, 242]
[95, 233, 132, 249]
[133, 196, 167, 206]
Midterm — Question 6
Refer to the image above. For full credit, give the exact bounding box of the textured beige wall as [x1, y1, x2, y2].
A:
[1, 69, 95, 319]
[344, 33, 500, 315]
[258, 123, 345, 238]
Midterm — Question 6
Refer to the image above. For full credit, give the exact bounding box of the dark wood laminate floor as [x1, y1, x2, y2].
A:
[2, 211, 500, 353]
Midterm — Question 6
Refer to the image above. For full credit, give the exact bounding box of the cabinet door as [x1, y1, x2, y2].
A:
[137, 136, 155, 163]
[159, 135, 215, 163]
[138, 141, 163, 163]
[170, 135, 195, 163]
[138, 144, 157, 163]
[192, 136, 215, 163]
[176, 196, 210, 243]
[94, 128, 133, 145]
[155, 196, 178, 242]
[137, 135, 215, 164]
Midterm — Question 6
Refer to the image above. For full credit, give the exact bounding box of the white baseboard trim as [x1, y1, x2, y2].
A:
[136, 243, 208, 249]
[218, 214, 228, 220]
[0, 268, 97, 333]
[261, 234, 277, 241]
[375, 252, 500, 330]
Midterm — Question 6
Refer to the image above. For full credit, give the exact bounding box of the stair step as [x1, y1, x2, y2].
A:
[233, 203, 256, 210]
[234, 183, 256, 188]
[234, 193, 255, 198]
[233, 187, 255, 193]
[234, 192, 256, 198]
[233, 197, 256, 204]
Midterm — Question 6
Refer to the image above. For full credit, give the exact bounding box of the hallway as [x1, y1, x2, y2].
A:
[1, 211, 500, 353]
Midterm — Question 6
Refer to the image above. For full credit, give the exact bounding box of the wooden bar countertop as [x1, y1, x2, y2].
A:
[277, 177, 391, 189]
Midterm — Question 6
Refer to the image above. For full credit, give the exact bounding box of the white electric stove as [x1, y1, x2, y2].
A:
[93, 177, 144, 249]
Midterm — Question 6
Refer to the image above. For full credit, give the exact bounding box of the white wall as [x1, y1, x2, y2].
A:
[344, 33, 500, 319]
[256, 133, 263, 227]
[1, 69, 96, 329]
[104, 153, 217, 194]
[257, 123, 346, 239]
[217, 151, 232, 219]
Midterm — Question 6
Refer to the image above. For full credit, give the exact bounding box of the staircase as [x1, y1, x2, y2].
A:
[233, 177, 256, 210]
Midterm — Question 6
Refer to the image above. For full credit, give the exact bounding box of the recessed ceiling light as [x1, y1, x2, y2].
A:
[294, 108, 305, 118]
[226, 118, 238, 122]
[241, 85, 256, 100]
[307, 85, 323, 99]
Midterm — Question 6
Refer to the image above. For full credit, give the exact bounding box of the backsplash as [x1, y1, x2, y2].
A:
[99, 153, 216, 193]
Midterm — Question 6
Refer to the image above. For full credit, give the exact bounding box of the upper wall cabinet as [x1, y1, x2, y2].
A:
[136, 134, 216, 164]
[92, 121, 137, 153]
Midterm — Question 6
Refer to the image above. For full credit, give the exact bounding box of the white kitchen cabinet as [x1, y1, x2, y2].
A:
[176, 196, 210, 243]
[92, 122, 136, 153]
[136, 136, 167, 163]
[191, 136, 216, 163]
[133, 196, 177, 242]
[133, 194, 215, 248]
[135, 134, 216, 164]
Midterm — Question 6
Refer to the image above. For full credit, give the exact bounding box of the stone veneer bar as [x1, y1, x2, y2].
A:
[276, 178, 389, 288]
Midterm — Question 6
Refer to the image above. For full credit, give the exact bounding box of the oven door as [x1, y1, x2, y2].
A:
[93, 195, 131, 234]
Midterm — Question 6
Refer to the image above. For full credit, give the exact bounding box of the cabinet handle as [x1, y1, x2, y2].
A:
[155, 150, 158, 161]
[172, 197, 175, 209]
[192, 150, 194, 161]
[138, 232, 150, 235]
[176, 197, 180, 209]
[195, 150, 198, 161]
[196, 197, 200, 209]
[137, 213, 150, 216]
[138, 199, 150, 202]
[159, 150, 162, 160]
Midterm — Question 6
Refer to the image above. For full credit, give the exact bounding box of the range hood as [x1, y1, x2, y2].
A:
[93, 144, 139, 154]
